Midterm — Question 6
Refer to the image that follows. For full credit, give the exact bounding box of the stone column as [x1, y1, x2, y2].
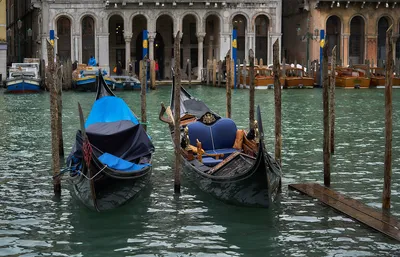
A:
[247, 32, 255, 60]
[208, 36, 214, 61]
[244, 32, 248, 62]
[73, 34, 79, 63]
[342, 33, 349, 66]
[366, 35, 377, 63]
[197, 32, 206, 81]
[97, 33, 109, 72]
[124, 32, 132, 72]
[220, 32, 231, 61]
[148, 32, 156, 60]
[269, 34, 282, 64]
[393, 35, 399, 61]
[41, 1, 49, 64]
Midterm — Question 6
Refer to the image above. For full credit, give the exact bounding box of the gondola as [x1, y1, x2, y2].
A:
[67, 72, 154, 211]
[159, 74, 282, 207]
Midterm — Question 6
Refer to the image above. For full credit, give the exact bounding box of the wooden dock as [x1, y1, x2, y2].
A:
[289, 183, 400, 242]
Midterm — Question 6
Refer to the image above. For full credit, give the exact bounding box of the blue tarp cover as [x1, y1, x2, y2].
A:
[98, 152, 151, 172]
[85, 96, 139, 128]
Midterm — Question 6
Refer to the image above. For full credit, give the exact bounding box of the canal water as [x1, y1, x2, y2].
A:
[0, 86, 399, 256]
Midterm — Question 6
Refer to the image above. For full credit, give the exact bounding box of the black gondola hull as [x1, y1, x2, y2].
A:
[68, 73, 154, 212]
[70, 159, 152, 211]
[163, 79, 282, 208]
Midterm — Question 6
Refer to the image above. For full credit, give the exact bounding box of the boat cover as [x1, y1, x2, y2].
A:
[182, 99, 212, 119]
[98, 152, 150, 172]
[85, 96, 139, 128]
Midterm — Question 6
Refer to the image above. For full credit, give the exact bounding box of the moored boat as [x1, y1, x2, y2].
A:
[67, 73, 154, 211]
[73, 66, 116, 92]
[335, 67, 370, 89]
[110, 75, 141, 90]
[159, 73, 282, 207]
[241, 66, 285, 89]
[352, 65, 400, 88]
[284, 67, 314, 89]
[5, 63, 42, 94]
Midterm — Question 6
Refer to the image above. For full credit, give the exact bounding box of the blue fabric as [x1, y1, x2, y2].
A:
[202, 157, 222, 167]
[205, 148, 237, 157]
[98, 152, 150, 172]
[187, 122, 213, 150]
[85, 96, 139, 128]
[88, 57, 97, 66]
[211, 118, 237, 149]
[187, 118, 237, 151]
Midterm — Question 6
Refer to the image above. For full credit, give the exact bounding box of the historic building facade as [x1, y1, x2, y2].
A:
[6, 0, 41, 65]
[283, 0, 400, 67]
[32, 0, 282, 79]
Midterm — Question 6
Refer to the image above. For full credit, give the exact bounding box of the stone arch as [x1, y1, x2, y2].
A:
[376, 14, 394, 32]
[377, 15, 392, 63]
[349, 14, 367, 34]
[132, 14, 148, 73]
[109, 14, 126, 72]
[229, 11, 250, 32]
[349, 15, 365, 65]
[325, 14, 342, 62]
[80, 14, 97, 64]
[79, 12, 98, 26]
[251, 12, 273, 33]
[231, 12, 249, 61]
[253, 14, 270, 62]
[156, 13, 175, 79]
[181, 11, 201, 33]
[203, 11, 223, 33]
[55, 14, 73, 62]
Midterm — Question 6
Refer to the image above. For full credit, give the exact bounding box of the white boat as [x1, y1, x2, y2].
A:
[5, 63, 42, 93]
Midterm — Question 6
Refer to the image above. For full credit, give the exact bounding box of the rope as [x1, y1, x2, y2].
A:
[79, 165, 108, 181]
[53, 166, 73, 179]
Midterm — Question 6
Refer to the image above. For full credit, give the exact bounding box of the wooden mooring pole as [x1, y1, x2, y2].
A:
[140, 60, 147, 131]
[322, 41, 331, 187]
[47, 40, 61, 196]
[173, 31, 182, 194]
[273, 39, 282, 167]
[188, 59, 192, 88]
[330, 46, 336, 155]
[383, 25, 393, 210]
[226, 51, 232, 118]
[249, 50, 255, 128]
[150, 59, 156, 90]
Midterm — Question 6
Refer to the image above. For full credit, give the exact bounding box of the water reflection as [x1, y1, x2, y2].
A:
[0, 87, 400, 256]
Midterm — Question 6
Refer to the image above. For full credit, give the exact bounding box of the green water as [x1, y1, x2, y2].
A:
[0, 86, 399, 256]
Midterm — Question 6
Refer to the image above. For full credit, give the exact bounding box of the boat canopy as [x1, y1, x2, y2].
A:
[85, 96, 139, 128]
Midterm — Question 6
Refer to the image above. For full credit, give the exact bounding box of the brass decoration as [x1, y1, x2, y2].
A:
[202, 113, 216, 124]
[184, 126, 191, 151]
[254, 120, 260, 143]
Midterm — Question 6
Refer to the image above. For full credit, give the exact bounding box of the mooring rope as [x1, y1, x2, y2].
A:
[78, 165, 108, 181]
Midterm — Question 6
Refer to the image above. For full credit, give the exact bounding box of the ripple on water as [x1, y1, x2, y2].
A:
[0, 88, 400, 256]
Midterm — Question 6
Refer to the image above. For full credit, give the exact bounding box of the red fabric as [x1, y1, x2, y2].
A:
[155, 62, 159, 71]
[83, 139, 93, 167]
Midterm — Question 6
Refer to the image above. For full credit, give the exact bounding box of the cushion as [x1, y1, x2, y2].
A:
[206, 148, 237, 157]
[233, 129, 245, 150]
[202, 157, 223, 167]
[187, 121, 213, 150]
[210, 118, 237, 149]
[98, 152, 150, 172]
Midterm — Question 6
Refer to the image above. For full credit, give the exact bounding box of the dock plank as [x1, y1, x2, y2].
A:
[289, 183, 400, 242]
